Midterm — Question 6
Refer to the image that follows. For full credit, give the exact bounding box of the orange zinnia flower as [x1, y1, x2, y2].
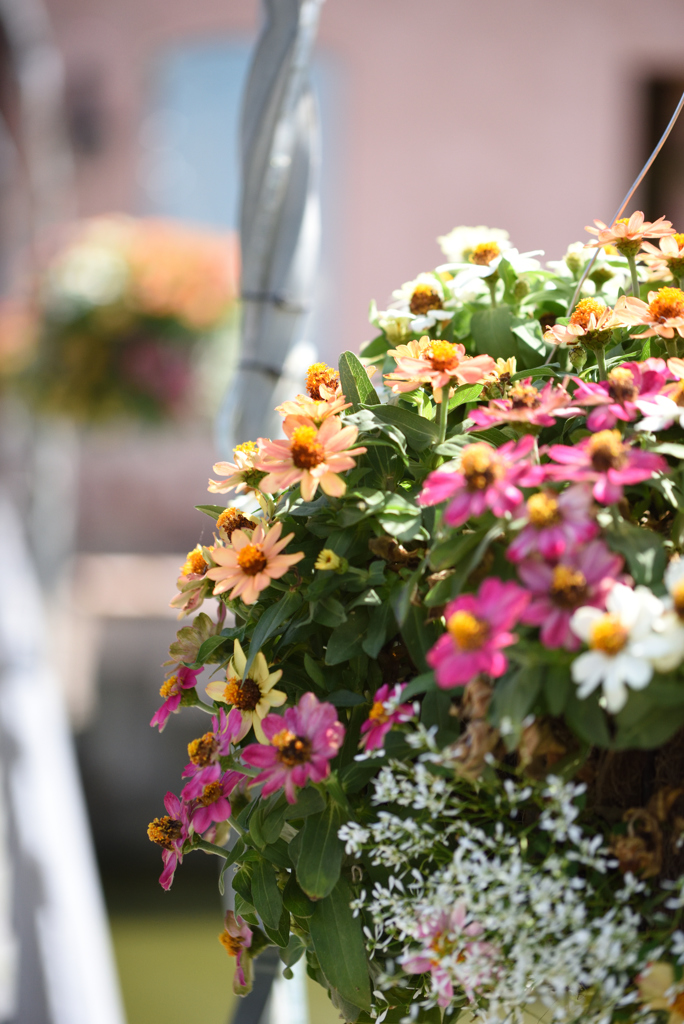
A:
[275, 393, 350, 425]
[257, 416, 366, 501]
[205, 522, 304, 605]
[614, 287, 684, 340]
[544, 298, 620, 346]
[384, 337, 496, 402]
[585, 211, 674, 257]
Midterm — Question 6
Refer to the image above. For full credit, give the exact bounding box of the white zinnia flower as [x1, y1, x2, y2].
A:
[442, 246, 543, 296]
[631, 559, 684, 672]
[437, 225, 512, 264]
[389, 272, 455, 332]
[635, 393, 684, 433]
[569, 583, 664, 713]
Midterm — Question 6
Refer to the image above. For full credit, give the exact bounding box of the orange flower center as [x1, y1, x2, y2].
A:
[224, 677, 262, 711]
[569, 298, 607, 330]
[550, 565, 589, 609]
[587, 429, 627, 472]
[509, 383, 540, 409]
[469, 241, 501, 266]
[461, 443, 502, 491]
[648, 287, 684, 321]
[159, 675, 178, 698]
[447, 610, 489, 651]
[527, 491, 561, 527]
[368, 700, 388, 723]
[188, 731, 218, 766]
[589, 613, 628, 655]
[668, 380, 684, 407]
[219, 930, 244, 957]
[271, 728, 313, 766]
[200, 781, 223, 806]
[429, 340, 458, 371]
[236, 543, 268, 576]
[147, 816, 182, 850]
[672, 578, 684, 620]
[607, 367, 637, 403]
[181, 548, 208, 576]
[670, 992, 684, 1016]
[289, 425, 325, 470]
[216, 507, 253, 539]
[305, 362, 339, 400]
[410, 283, 443, 315]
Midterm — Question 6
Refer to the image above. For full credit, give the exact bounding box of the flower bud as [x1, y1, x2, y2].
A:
[564, 251, 583, 274]
[314, 548, 348, 573]
[513, 278, 530, 300]
[569, 344, 588, 371]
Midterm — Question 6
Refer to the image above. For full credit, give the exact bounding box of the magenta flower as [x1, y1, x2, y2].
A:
[150, 665, 203, 732]
[544, 430, 667, 504]
[182, 764, 243, 833]
[242, 692, 345, 803]
[219, 911, 254, 993]
[469, 378, 578, 431]
[147, 791, 190, 891]
[427, 578, 530, 689]
[359, 684, 414, 753]
[419, 435, 542, 527]
[506, 484, 598, 562]
[518, 539, 624, 649]
[181, 707, 244, 780]
[571, 359, 668, 431]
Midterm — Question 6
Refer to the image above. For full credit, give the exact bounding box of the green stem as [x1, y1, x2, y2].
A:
[666, 338, 679, 359]
[626, 254, 640, 298]
[194, 699, 218, 715]
[195, 838, 231, 859]
[487, 278, 498, 307]
[596, 347, 608, 381]
[436, 390, 449, 444]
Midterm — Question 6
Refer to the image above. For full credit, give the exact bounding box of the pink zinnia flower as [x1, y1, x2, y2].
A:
[147, 791, 190, 891]
[427, 578, 529, 689]
[150, 665, 203, 732]
[219, 911, 254, 992]
[614, 287, 684, 340]
[469, 378, 578, 431]
[544, 430, 666, 504]
[570, 359, 668, 431]
[182, 764, 243, 833]
[585, 211, 674, 255]
[208, 441, 268, 496]
[205, 521, 304, 605]
[242, 692, 345, 803]
[359, 684, 414, 753]
[518, 540, 624, 649]
[181, 707, 244, 780]
[384, 337, 496, 401]
[256, 415, 366, 501]
[506, 484, 598, 562]
[419, 435, 541, 527]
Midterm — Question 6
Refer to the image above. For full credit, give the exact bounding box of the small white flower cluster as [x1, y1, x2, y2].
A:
[341, 762, 654, 1024]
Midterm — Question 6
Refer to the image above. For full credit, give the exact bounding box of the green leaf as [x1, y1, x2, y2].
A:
[489, 666, 543, 750]
[338, 351, 380, 411]
[283, 874, 315, 918]
[449, 382, 483, 408]
[512, 319, 547, 368]
[542, 664, 572, 717]
[401, 671, 437, 701]
[218, 839, 245, 895]
[362, 603, 395, 658]
[232, 866, 254, 906]
[295, 802, 345, 899]
[304, 654, 326, 687]
[604, 518, 666, 587]
[280, 932, 307, 968]
[194, 504, 226, 520]
[309, 878, 371, 1012]
[325, 609, 370, 666]
[366, 404, 439, 452]
[196, 634, 229, 664]
[470, 306, 516, 361]
[565, 690, 611, 747]
[251, 859, 284, 931]
[399, 605, 439, 674]
[245, 591, 303, 674]
[282, 786, 326, 821]
[264, 904, 291, 948]
[429, 527, 485, 572]
[327, 690, 366, 707]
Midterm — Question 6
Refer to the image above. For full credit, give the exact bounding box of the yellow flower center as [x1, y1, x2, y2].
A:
[616, 217, 630, 226]
[668, 380, 684, 407]
[224, 677, 262, 711]
[429, 340, 458, 371]
[216, 507, 253, 539]
[569, 298, 607, 330]
[447, 610, 489, 651]
[219, 930, 244, 957]
[233, 441, 259, 457]
[236, 543, 268, 576]
[648, 287, 684, 322]
[607, 366, 637, 403]
[181, 547, 208, 576]
[147, 816, 182, 850]
[271, 728, 312, 766]
[469, 241, 501, 266]
[200, 781, 223, 806]
[368, 700, 388, 723]
[527, 491, 561, 527]
[550, 565, 589, 609]
[672, 578, 684, 620]
[289, 425, 325, 470]
[305, 361, 339, 400]
[461, 443, 502, 491]
[587, 429, 627, 472]
[670, 992, 684, 1016]
[674, 233, 684, 248]
[159, 676, 178, 698]
[589, 613, 628, 655]
[188, 731, 218, 767]
[509, 382, 540, 409]
[410, 283, 443, 315]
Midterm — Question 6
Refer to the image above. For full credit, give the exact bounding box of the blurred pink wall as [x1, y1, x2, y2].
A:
[44, 0, 684, 353]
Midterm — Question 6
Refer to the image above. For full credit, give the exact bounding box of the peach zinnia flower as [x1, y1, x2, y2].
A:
[208, 441, 267, 495]
[544, 298, 620, 347]
[640, 233, 684, 279]
[257, 416, 366, 501]
[384, 336, 496, 402]
[205, 521, 304, 604]
[585, 211, 674, 257]
[614, 287, 684, 340]
[275, 393, 349, 425]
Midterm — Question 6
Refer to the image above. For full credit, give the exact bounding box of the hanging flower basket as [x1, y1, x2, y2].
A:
[149, 214, 684, 1024]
